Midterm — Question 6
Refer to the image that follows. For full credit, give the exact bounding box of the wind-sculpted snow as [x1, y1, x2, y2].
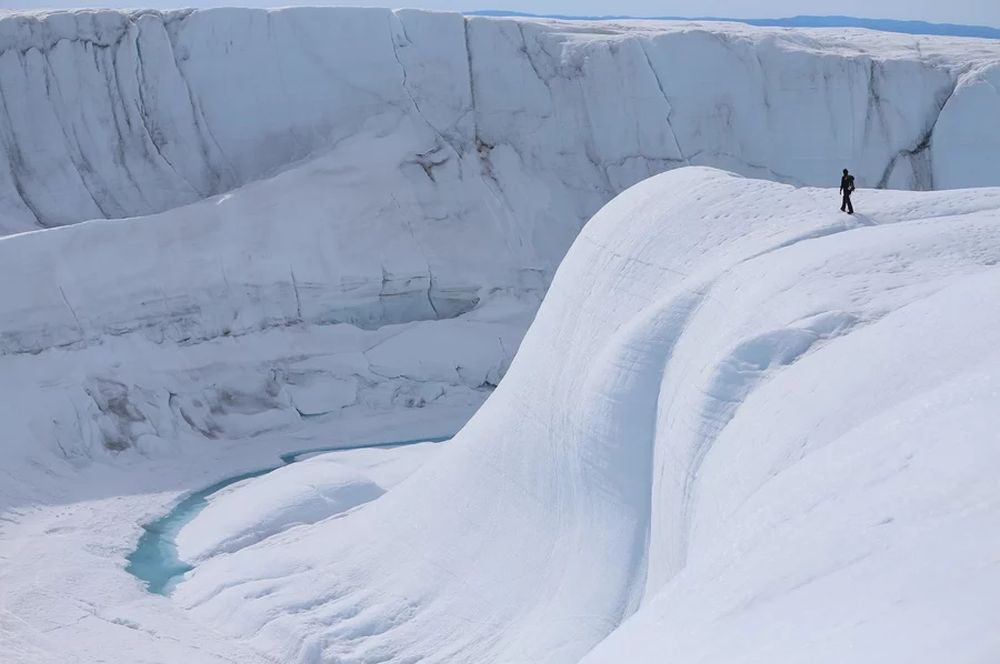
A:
[2, 10, 999, 661]
[175, 442, 442, 565]
[175, 168, 1000, 663]
[2, 8, 1000, 235]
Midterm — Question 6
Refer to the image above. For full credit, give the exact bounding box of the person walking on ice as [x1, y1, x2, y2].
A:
[840, 168, 856, 214]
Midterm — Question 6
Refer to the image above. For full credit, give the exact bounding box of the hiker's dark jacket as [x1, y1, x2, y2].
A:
[841, 175, 855, 195]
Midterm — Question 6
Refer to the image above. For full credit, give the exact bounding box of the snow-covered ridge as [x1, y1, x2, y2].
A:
[175, 167, 1000, 664]
[1, 7, 1000, 235]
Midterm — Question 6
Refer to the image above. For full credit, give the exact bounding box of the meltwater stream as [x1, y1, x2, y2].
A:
[126, 436, 451, 595]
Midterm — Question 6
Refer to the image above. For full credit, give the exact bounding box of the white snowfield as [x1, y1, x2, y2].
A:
[167, 168, 1000, 664]
[1, 8, 999, 663]
[2, 8, 1000, 237]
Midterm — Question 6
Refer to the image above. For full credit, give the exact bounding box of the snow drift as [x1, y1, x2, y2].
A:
[2, 8, 1000, 236]
[176, 167, 1000, 663]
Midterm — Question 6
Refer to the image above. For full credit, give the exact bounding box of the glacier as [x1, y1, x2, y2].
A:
[1, 8, 1000, 664]
[170, 167, 1000, 664]
[2, 8, 998, 459]
[3, 8, 1000, 236]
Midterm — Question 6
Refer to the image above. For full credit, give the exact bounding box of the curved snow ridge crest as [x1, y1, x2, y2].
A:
[175, 168, 1000, 664]
[664, 309, 865, 577]
[584, 286, 1000, 662]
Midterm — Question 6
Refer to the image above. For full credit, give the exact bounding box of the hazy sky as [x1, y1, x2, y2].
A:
[6, 0, 1000, 28]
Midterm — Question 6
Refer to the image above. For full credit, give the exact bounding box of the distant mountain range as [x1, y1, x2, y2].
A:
[468, 11, 1000, 40]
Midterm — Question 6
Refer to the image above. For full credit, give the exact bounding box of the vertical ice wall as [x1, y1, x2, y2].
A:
[1, 8, 998, 234]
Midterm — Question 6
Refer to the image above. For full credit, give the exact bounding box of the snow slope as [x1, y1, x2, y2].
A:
[176, 167, 1000, 663]
[2, 9, 998, 460]
[2, 8, 1000, 236]
[175, 441, 445, 565]
[2, 10, 999, 661]
[0, 412, 461, 664]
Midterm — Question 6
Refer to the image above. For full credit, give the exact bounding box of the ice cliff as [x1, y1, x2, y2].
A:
[2, 8, 1000, 236]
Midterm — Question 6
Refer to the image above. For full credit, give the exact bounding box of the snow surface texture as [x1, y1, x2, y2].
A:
[2, 10, 999, 661]
[2, 8, 1000, 237]
[0, 412, 462, 664]
[175, 442, 444, 565]
[176, 168, 1000, 663]
[0, 285, 523, 465]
